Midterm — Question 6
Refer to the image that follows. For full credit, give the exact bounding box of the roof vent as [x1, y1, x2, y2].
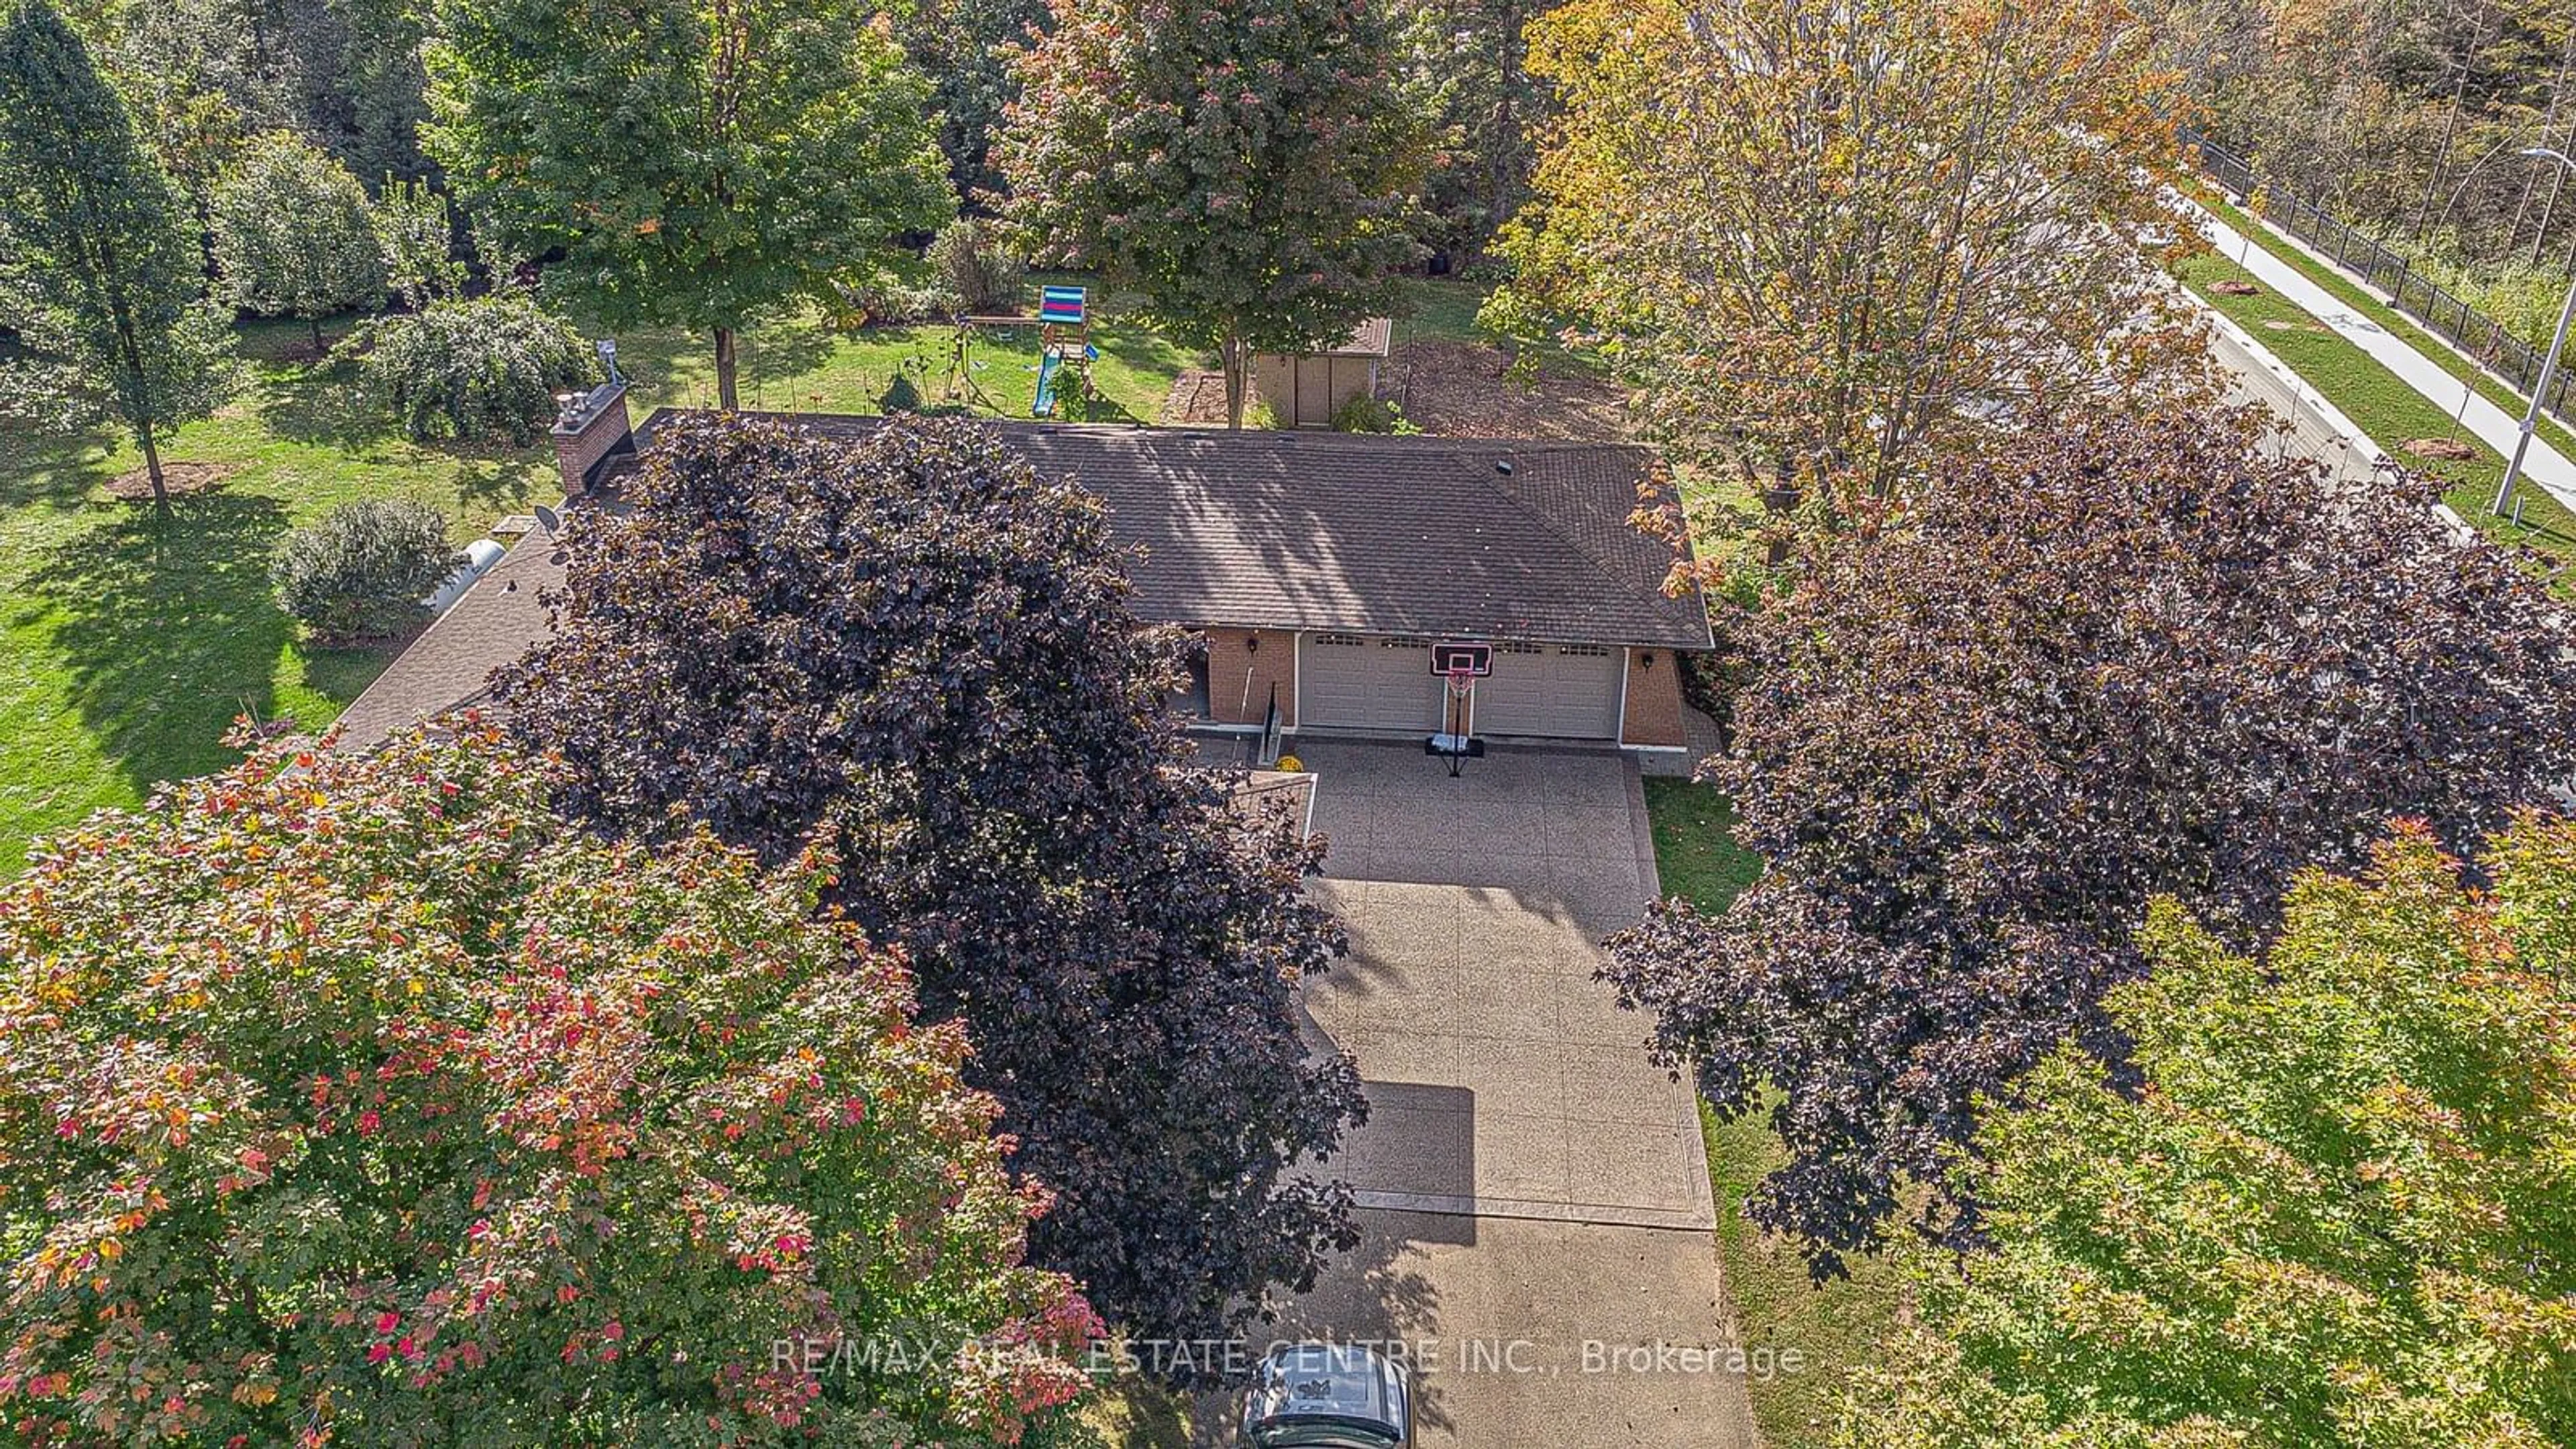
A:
[1495, 459, 1515, 476]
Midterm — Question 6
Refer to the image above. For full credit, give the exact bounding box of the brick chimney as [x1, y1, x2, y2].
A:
[550, 382, 634, 498]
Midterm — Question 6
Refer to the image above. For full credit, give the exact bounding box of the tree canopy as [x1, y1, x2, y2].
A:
[0, 0, 236, 506]
[422, 0, 953, 410]
[1848, 818, 2576, 1448]
[211, 129, 387, 350]
[493, 413, 1365, 1364]
[1606, 409, 2576, 1274]
[996, 0, 1426, 426]
[0, 720, 1097, 1444]
[1491, 0, 2217, 498]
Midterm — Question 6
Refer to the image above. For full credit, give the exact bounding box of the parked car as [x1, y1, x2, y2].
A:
[1242, 1342, 1412, 1448]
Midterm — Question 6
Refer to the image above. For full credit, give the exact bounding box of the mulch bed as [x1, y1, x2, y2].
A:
[2212, 279, 2262, 296]
[1161, 370, 1234, 425]
[103, 462, 234, 501]
[2399, 435, 2479, 460]
[1381, 339, 1627, 441]
[1160, 341, 1629, 442]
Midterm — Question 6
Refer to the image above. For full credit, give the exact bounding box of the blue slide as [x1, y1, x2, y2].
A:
[1032, 350, 1063, 417]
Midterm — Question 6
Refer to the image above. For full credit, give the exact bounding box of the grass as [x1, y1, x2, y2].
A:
[0, 293, 1196, 875]
[1638, 777, 1904, 1449]
[2176, 248, 2576, 566]
[2194, 194, 2576, 559]
[604, 278, 1194, 425]
[0, 321, 559, 875]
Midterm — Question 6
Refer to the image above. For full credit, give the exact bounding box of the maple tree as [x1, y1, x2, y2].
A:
[0, 720, 1098, 1444]
[423, 0, 952, 411]
[494, 414, 1364, 1366]
[1607, 410, 2576, 1274]
[1491, 0, 2217, 499]
[1849, 819, 2576, 1448]
[995, 0, 1426, 427]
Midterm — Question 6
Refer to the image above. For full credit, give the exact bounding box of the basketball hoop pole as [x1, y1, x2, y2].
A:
[1424, 641, 1491, 777]
[1442, 666, 1473, 777]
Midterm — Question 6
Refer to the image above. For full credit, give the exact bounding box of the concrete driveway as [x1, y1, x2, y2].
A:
[1264, 740, 1760, 1448]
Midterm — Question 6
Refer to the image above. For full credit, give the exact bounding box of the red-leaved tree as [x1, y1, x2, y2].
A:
[0, 721, 1097, 1444]
[1608, 411, 2576, 1277]
[494, 414, 1364, 1375]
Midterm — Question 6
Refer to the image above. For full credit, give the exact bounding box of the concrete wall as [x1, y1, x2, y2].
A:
[1619, 648, 1686, 749]
[1207, 627, 1297, 728]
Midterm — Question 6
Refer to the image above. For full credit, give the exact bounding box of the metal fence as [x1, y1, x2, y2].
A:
[2186, 131, 2576, 431]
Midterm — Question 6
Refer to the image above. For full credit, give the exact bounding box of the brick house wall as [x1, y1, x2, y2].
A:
[1619, 647, 1685, 748]
[1205, 627, 1297, 728]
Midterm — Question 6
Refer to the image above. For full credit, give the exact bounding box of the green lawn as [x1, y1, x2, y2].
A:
[605, 280, 1193, 425]
[2176, 248, 2576, 566]
[1638, 777, 1902, 1449]
[0, 322, 558, 875]
[0, 295, 1196, 875]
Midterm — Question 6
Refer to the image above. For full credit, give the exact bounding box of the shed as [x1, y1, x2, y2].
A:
[1252, 319, 1393, 429]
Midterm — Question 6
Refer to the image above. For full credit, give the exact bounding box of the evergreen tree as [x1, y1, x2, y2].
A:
[210, 129, 387, 352]
[996, 0, 1426, 427]
[0, 0, 235, 507]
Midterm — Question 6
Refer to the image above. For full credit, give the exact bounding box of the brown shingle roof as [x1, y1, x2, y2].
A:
[331, 413, 1710, 751]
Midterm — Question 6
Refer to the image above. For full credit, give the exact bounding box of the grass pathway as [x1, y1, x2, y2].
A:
[1640, 779, 1902, 1449]
[2175, 250, 2576, 568]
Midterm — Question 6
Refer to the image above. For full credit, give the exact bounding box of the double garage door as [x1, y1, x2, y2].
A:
[1299, 634, 1624, 740]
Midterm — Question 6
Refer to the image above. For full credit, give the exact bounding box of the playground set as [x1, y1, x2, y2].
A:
[946, 284, 1099, 418]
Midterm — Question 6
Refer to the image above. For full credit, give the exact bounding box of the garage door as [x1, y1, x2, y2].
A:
[1300, 633, 1444, 733]
[1470, 643, 1624, 740]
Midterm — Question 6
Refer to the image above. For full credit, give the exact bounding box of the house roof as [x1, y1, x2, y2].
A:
[749, 412, 1707, 648]
[331, 412, 1709, 751]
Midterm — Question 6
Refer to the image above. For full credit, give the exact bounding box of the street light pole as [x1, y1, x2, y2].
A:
[2497, 146, 2576, 516]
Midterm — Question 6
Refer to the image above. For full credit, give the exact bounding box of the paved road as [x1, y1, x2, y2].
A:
[2194, 203, 2576, 512]
[1256, 741, 1760, 1449]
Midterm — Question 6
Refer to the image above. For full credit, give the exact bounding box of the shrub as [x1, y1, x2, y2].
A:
[927, 217, 1028, 315]
[1847, 818, 2576, 1447]
[1327, 393, 1417, 434]
[0, 722, 1098, 1445]
[837, 273, 965, 327]
[271, 498, 462, 640]
[339, 295, 594, 444]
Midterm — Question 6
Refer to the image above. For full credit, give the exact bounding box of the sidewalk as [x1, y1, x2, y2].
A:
[2190, 203, 2576, 515]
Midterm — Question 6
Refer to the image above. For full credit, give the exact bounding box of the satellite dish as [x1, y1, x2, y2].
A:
[533, 502, 563, 536]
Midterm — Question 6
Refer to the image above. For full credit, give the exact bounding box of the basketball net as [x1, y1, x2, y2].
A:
[1444, 666, 1475, 743]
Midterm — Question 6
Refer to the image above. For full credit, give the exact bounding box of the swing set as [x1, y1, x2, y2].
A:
[945, 285, 1099, 418]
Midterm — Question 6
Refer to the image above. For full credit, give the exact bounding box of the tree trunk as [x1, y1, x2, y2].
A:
[2519, 22, 2576, 260]
[714, 327, 739, 412]
[2412, 0, 2487, 244]
[137, 417, 168, 511]
[309, 315, 325, 356]
[1222, 329, 1249, 429]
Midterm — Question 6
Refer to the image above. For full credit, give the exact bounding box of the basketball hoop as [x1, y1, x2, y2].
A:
[1428, 659, 1485, 776]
